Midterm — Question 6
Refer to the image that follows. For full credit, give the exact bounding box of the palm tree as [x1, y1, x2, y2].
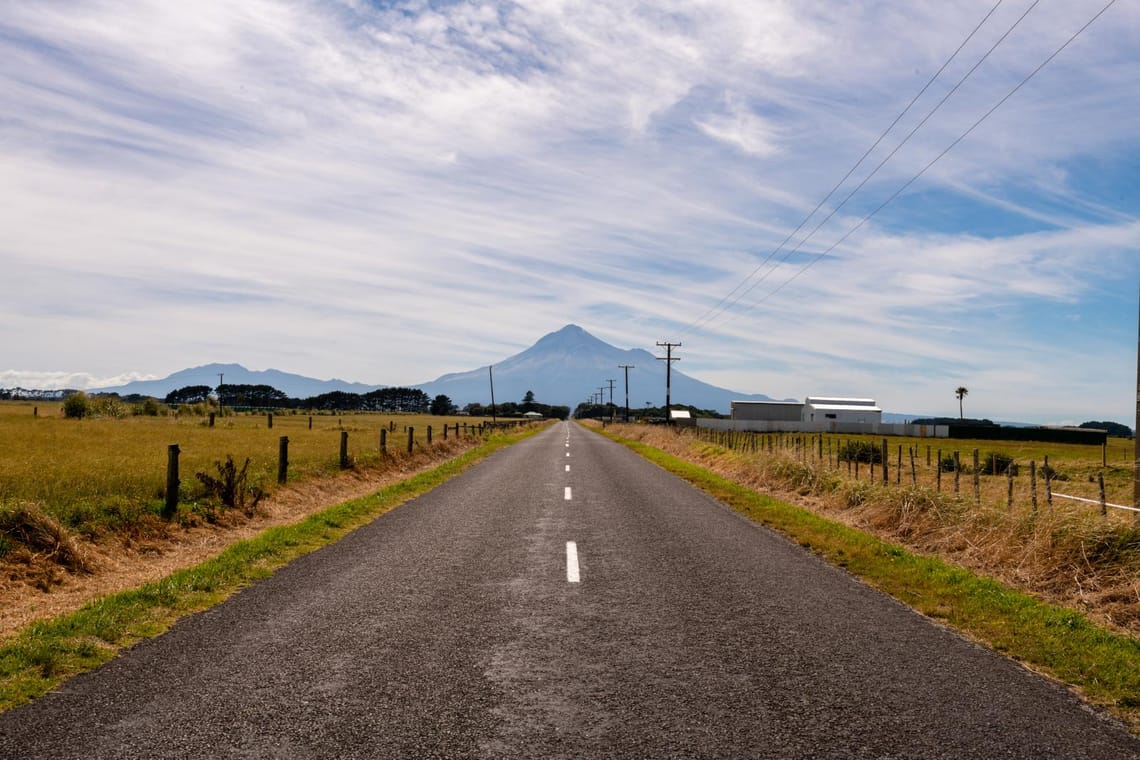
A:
[955, 386, 969, 419]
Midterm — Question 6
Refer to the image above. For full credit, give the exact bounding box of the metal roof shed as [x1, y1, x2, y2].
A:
[803, 397, 882, 424]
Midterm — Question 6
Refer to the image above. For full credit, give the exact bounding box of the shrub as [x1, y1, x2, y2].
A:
[838, 440, 882, 464]
[982, 452, 1018, 476]
[62, 392, 90, 419]
[134, 398, 161, 416]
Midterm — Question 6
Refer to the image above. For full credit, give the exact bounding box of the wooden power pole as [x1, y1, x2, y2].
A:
[656, 341, 681, 422]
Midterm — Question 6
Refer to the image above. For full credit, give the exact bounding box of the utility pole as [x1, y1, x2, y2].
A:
[489, 365, 497, 423]
[656, 341, 681, 422]
[618, 365, 635, 422]
[1134, 284, 1139, 512]
[607, 379, 616, 422]
[216, 373, 224, 407]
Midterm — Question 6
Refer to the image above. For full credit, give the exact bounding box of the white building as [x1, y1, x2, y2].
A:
[802, 397, 881, 424]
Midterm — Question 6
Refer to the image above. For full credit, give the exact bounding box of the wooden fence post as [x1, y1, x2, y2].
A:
[973, 449, 980, 504]
[33, 406, 37, 417]
[1007, 461, 1014, 511]
[209, 412, 215, 428]
[278, 436, 289, 485]
[909, 447, 916, 486]
[267, 412, 273, 429]
[427, 425, 433, 445]
[1030, 460, 1037, 513]
[443, 423, 448, 440]
[1045, 455, 1053, 510]
[896, 445, 902, 485]
[936, 449, 942, 492]
[1099, 472, 1107, 516]
[380, 429, 387, 453]
[407, 426, 414, 454]
[340, 431, 349, 469]
[164, 444, 180, 519]
[308, 416, 313, 430]
[953, 451, 960, 495]
[881, 439, 888, 484]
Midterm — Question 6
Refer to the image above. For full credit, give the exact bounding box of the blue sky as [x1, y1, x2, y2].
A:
[2, 0, 1138, 424]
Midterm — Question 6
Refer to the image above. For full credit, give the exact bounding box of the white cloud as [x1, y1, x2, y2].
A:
[0, 370, 158, 391]
[1, 0, 1138, 422]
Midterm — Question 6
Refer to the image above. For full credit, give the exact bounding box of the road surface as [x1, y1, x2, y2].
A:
[1, 421, 1137, 758]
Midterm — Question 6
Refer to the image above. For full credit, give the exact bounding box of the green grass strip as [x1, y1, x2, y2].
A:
[0, 426, 544, 712]
[601, 430, 1140, 725]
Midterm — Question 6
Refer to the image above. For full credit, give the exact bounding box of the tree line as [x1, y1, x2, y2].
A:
[164, 384, 434, 413]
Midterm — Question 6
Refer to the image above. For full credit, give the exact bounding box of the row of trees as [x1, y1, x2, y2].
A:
[162, 384, 434, 413]
[158, 385, 571, 418]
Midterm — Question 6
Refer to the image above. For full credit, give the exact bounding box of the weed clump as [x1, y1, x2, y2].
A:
[195, 456, 264, 520]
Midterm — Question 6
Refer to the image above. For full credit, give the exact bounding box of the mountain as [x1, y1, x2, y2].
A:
[93, 363, 382, 399]
[90, 326, 775, 413]
[417, 324, 775, 413]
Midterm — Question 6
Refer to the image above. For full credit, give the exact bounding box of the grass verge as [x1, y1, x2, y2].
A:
[600, 428, 1140, 729]
[0, 425, 543, 712]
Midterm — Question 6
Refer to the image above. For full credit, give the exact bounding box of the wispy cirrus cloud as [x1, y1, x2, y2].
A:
[1, 1, 1138, 421]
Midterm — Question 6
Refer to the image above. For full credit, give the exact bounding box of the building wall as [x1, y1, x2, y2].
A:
[731, 401, 804, 422]
[699, 418, 949, 438]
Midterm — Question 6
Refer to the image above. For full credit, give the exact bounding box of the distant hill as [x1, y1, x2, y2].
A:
[93, 363, 382, 400]
[89, 325, 778, 414]
[416, 324, 775, 413]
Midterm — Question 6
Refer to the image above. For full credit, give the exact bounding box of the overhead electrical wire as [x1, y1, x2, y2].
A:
[735, 0, 1119, 315]
[684, 0, 1008, 336]
[697, 0, 1045, 329]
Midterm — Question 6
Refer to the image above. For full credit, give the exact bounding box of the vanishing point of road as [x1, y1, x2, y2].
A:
[2, 422, 1137, 758]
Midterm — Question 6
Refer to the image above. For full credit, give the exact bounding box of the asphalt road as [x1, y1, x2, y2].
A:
[2, 421, 1138, 758]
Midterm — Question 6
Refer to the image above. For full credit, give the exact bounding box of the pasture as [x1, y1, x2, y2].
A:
[0, 401, 503, 539]
[608, 423, 1140, 639]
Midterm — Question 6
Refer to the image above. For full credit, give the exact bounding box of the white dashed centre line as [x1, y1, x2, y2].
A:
[565, 465, 570, 472]
[566, 541, 580, 583]
[564, 487, 572, 500]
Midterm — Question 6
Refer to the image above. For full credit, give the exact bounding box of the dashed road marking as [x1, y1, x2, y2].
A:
[566, 541, 580, 583]
[564, 487, 572, 500]
[565, 464, 570, 472]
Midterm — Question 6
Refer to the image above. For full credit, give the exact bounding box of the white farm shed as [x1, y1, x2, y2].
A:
[802, 397, 881, 424]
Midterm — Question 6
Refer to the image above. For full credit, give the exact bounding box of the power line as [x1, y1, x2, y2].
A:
[691, 0, 1045, 334]
[737, 0, 1120, 314]
[685, 0, 1008, 335]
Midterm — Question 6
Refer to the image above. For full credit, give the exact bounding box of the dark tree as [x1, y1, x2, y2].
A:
[1079, 420, 1133, 437]
[431, 394, 456, 415]
[165, 385, 213, 405]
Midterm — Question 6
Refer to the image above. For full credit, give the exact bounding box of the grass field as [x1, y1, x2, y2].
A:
[604, 423, 1140, 640]
[0, 401, 512, 541]
[692, 427, 1136, 515]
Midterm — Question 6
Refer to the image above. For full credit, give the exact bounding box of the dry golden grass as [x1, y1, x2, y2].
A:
[610, 423, 1140, 638]
[0, 403, 543, 638]
[0, 401, 519, 586]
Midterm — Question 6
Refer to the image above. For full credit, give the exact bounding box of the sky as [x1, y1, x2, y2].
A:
[2, 0, 1139, 425]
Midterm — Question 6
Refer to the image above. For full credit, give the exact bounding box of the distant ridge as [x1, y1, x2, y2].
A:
[93, 363, 382, 400]
[90, 325, 778, 413]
